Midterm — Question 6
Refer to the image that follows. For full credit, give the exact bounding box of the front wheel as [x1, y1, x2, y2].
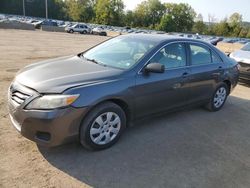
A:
[206, 83, 228, 111]
[80, 102, 126, 150]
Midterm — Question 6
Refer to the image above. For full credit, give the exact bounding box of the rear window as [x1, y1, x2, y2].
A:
[212, 51, 222, 63]
[190, 44, 211, 65]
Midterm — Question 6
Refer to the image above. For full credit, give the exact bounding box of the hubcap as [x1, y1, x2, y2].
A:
[213, 87, 226, 108]
[90, 112, 121, 145]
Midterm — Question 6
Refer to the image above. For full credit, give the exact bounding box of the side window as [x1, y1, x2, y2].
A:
[150, 43, 186, 69]
[190, 44, 212, 65]
[212, 51, 222, 63]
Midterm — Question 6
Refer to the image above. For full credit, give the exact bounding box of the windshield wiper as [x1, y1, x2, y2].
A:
[81, 55, 107, 67]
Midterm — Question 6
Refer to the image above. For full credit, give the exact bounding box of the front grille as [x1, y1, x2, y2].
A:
[11, 90, 30, 105]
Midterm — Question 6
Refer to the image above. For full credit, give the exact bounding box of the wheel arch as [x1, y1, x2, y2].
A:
[80, 98, 132, 130]
[106, 98, 131, 125]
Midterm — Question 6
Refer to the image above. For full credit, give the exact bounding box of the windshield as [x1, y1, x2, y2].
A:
[241, 43, 250, 51]
[82, 37, 157, 69]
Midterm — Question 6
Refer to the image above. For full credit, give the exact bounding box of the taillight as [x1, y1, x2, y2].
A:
[236, 64, 241, 71]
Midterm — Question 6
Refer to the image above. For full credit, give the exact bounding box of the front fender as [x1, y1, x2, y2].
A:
[64, 77, 135, 110]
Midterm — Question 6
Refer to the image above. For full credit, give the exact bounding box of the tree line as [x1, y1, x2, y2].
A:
[1, 0, 250, 38]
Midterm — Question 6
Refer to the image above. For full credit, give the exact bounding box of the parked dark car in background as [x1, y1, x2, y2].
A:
[209, 37, 224, 46]
[33, 20, 58, 29]
[8, 34, 239, 150]
[230, 42, 250, 83]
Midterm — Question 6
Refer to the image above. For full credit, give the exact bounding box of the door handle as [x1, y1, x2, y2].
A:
[173, 83, 181, 89]
[213, 66, 223, 77]
[182, 72, 189, 78]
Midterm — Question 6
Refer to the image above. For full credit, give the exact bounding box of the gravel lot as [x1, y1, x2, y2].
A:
[0, 29, 250, 188]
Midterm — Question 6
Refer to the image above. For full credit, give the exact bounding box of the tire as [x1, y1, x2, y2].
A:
[206, 83, 229, 112]
[82, 30, 87, 34]
[80, 102, 126, 150]
[69, 29, 74, 33]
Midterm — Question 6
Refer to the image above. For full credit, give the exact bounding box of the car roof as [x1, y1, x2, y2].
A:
[119, 34, 211, 45]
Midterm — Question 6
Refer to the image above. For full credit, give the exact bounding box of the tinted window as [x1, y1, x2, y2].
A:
[190, 44, 212, 65]
[212, 51, 222, 63]
[150, 43, 186, 69]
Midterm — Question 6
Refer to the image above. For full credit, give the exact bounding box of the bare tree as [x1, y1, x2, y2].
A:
[208, 13, 217, 24]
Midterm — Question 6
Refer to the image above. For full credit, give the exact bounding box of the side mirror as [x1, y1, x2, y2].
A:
[144, 63, 165, 73]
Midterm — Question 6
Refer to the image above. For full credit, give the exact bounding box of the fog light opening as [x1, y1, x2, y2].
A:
[35, 131, 51, 142]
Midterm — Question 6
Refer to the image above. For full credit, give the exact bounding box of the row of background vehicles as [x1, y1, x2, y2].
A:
[1, 13, 250, 43]
[29, 19, 108, 36]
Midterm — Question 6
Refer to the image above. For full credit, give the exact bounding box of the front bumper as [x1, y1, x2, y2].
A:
[8, 82, 88, 147]
[99, 32, 107, 36]
[9, 107, 87, 147]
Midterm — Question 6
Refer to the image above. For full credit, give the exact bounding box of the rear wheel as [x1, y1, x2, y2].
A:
[80, 102, 126, 150]
[206, 83, 228, 111]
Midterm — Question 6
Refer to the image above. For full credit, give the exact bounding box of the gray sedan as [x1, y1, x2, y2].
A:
[8, 34, 239, 150]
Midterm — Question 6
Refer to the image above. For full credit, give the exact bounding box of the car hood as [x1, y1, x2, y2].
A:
[231, 50, 250, 64]
[15, 55, 123, 93]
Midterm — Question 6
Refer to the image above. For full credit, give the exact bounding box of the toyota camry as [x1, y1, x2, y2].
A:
[8, 34, 239, 150]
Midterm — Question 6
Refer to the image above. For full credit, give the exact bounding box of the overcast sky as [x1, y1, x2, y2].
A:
[123, 0, 250, 22]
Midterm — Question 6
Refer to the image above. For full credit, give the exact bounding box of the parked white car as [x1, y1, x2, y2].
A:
[230, 43, 250, 83]
[65, 24, 90, 34]
[91, 27, 107, 36]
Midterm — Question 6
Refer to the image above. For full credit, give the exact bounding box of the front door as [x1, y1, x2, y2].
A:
[134, 42, 190, 118]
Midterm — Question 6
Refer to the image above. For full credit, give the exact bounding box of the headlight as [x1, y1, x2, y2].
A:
[25, 94, 79, 110]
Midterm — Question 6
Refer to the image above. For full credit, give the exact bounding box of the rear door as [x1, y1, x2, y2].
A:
[134, 42, 191, 118]
[79, 25, 86, 32]
[186, 42, 224, 103]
